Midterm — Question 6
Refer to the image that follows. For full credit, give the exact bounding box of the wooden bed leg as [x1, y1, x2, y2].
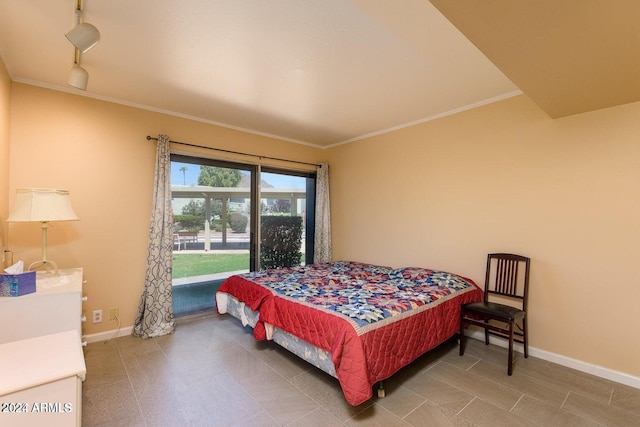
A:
[376, 381, 386, 398]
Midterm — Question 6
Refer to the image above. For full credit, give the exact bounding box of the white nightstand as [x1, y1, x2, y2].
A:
[0, 268, 86, 426]
[0, 268, 85, 344]
[0, 330, 86, 426]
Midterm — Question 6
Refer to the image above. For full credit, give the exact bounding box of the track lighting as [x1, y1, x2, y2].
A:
[66, 22, 100, 53]
[68, 64, 89, 90]
[66, 0, 99, 90]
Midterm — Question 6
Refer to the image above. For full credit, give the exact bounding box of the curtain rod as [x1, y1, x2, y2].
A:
[146, 135, 321, 168]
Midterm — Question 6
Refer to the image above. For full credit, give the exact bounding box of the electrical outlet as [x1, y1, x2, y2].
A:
[110, 308, 119, 320]
[92, 309, 103, 323]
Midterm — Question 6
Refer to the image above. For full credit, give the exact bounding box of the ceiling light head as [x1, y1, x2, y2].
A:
[68, 64, 89, 90]
[65, 22, 100, 53]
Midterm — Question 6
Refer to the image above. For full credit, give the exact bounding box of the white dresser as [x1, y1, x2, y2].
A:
[0, 268, 86, 426]
[0, 268, 85, 344]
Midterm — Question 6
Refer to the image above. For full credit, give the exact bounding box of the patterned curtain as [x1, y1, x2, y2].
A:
[314, 163, 332, 263]
[132, 135, 175, 338]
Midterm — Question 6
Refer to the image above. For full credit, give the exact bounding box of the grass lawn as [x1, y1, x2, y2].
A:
[172, 253, 250, 279]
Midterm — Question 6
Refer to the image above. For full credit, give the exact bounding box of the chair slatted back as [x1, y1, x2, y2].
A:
[496, 257, 519, 295]
[484, 253, 531, 311]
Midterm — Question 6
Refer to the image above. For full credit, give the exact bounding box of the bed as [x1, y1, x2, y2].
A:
[215, 261, 482, 406]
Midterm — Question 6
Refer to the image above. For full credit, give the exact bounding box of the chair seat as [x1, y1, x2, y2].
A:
[463, 302, 525, 322]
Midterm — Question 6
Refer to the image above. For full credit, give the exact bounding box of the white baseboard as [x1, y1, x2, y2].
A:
[466, 330, 640, 389]
[84, 326, 133, 344]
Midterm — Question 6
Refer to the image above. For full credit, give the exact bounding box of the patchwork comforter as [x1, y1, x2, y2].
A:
[216, 261, 482, 405]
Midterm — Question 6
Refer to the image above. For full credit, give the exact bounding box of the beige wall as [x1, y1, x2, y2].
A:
[6, 83, 324, 335]
[328, 94, 640, 378]
[0, 57, 10, 252]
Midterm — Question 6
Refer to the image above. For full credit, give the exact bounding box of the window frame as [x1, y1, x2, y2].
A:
[171, 154, 316, 272]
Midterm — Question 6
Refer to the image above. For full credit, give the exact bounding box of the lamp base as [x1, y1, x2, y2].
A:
[28, 259, 59, 275]
[27, 221, 59, 274]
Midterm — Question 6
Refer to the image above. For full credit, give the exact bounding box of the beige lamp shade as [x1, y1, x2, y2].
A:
[7, 189, 79, 223]
[65, 22, 100, 53]
[7, 189, 78, 274]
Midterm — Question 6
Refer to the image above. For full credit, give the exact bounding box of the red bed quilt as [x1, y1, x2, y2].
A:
[217, 261, 482, 405]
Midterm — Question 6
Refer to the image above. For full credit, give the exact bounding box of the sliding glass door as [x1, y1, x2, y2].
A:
[170, 155, 255, 315]
[169, 155, 315, 315]
[260, 169, 315, 267]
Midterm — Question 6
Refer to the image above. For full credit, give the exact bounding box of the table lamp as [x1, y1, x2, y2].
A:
[7, 189, 79, 274]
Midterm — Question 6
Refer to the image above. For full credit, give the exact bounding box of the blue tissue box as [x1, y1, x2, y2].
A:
[0, 271, 36, 297]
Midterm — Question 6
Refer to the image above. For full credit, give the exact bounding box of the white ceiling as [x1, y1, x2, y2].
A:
[0, 0, 521, 147]
[2, 1, 638, 148]
[4, 1, 638, 148]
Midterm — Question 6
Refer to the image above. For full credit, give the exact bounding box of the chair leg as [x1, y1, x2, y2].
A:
[459, 314, 466, 356]
[484, 320, 490, 345]
[523, 317, 528, 358]
[507, 322, 514, 376]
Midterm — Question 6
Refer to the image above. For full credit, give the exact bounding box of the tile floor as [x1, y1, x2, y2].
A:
[82, 312, 640, 426]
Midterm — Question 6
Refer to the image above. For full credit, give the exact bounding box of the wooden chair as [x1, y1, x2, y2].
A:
[459, 253, 531, 375]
